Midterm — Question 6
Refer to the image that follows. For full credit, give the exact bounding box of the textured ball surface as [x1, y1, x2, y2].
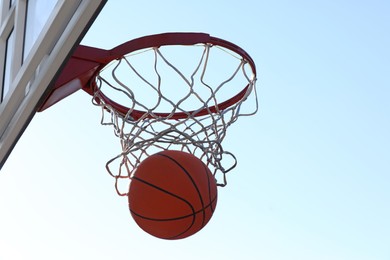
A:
[128, 150, 218, 240]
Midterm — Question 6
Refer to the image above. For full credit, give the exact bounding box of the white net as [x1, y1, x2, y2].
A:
[91, 43, 257, 196]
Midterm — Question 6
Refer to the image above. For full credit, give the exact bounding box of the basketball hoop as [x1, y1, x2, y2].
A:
[39, 32, 257, 195]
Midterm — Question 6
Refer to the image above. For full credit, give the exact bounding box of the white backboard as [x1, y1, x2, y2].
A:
[0, 0, 107, 168]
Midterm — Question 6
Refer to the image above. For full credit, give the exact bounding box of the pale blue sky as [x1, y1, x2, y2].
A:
[1, 0, 390, 259]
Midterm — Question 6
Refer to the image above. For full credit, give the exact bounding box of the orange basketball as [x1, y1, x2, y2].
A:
[128, 150, 218, 240]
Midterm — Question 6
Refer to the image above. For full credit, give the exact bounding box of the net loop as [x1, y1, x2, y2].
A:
[91, 40, 257, 195]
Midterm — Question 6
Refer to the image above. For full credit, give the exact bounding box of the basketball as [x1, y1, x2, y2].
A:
[128, 150, 218, 240]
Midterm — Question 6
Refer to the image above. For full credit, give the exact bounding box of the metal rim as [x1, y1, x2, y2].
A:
[88, 32, 256, 120]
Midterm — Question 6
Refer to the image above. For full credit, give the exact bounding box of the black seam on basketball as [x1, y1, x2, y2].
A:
[130, 195, 217, 239]
[131, 176, 196, 217]
[130, 195, 217, 222]
[156, 153, 207, 225]
[131, 175, 196, 239]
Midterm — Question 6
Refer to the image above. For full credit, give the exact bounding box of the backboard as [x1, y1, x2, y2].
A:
[0, 0, 107, 169]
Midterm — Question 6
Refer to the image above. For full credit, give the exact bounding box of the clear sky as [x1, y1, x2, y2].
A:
[1, 0, 390, 259]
